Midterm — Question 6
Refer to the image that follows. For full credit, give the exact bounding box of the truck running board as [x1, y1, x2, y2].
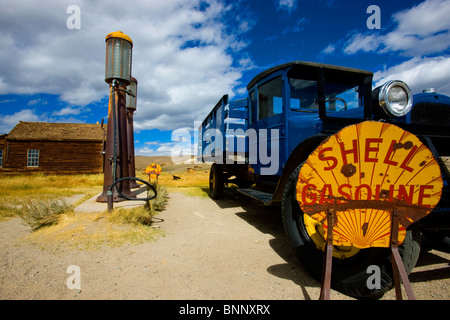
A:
[237, 188, 273, 206]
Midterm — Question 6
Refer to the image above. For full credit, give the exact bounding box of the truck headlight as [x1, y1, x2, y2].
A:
[373, 80, 413, 117]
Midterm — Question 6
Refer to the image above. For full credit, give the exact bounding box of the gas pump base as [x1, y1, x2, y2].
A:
[96, 191, 136, 203]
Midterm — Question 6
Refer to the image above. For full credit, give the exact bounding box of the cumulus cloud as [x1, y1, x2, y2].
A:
[0, 0, 251, 131]
[52, 106, 83, 116]
[0, 109, 42, 133]
[343, 33, 382, 55]
[319, 0, 450, 95]
[343, 0, 450, 56]
[373, 56, 450, 95]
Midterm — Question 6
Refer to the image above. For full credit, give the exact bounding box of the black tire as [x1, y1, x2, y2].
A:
[281, 163, 421, 299]
[209, 163, 224, 200]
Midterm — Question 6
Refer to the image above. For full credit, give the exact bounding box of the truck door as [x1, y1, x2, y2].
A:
[248, 75, 284, 176]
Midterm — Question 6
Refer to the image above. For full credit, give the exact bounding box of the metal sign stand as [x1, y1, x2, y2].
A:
[390, 210, 416, 300]
[318, 209, 416, 300]
[319, 209, 334, 300]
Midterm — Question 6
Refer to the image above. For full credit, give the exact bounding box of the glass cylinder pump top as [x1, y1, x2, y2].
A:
[105, 31, 133, 85]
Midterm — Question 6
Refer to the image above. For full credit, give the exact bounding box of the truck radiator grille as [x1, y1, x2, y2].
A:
[411, 103, 450, 126]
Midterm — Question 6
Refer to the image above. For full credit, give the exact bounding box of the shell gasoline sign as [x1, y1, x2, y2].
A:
[297, 121, 443, 248]
[145, 163, 162, 181]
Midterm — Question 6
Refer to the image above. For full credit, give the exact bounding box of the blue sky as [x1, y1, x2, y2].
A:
[1, 0, 449, 157]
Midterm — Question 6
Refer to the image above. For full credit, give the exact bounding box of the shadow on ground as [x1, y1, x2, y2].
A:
[210, 186, 450, 300]
[211, 189, 320, 300]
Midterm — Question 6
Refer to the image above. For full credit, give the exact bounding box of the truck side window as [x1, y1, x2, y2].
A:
[258, 76, 283, 120]
[289, 78, 319, 111]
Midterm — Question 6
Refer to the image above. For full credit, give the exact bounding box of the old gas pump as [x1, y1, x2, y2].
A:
[97, 31, 135, 202]
[126, 77, 140, 189]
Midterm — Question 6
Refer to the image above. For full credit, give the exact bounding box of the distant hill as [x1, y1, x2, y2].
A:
[135, 156, 173, 171]
[135, 155, 206, 174]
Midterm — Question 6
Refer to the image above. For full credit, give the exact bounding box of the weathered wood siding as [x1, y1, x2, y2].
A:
[2, 140, 104, 174]
[0, 135, 6, 168]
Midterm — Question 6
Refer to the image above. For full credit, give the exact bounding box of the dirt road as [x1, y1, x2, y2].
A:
[0, 192, 449, 300]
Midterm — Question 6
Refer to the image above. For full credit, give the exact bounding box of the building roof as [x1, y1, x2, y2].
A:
[7, 121, 106, 141]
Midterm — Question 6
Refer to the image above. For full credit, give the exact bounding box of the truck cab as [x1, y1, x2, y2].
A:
[198, 61, 450, 299]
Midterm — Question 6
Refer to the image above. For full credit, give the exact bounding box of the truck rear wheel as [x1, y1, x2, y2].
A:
[209, 163, 224, 200]
[281, 163, 421, 299]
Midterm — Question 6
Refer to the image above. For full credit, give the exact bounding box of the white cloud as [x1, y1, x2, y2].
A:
[0, 0, 251, 131]
[343, 0, 450, 56]
[52, 106, 82, 116]
[319, 0, 450, 97]
[0, 109, 42, 133]
[321, 44, 336, 55]
[27, 99, 47, 106]
[277, 0, 297, 12]
[391, 0, 450, 38]
[344, 33, 382, 55]
[373, 56, 450, 95]
[136, 141, 192, 158]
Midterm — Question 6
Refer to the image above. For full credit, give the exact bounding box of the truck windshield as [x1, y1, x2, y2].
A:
[289, 78, 361, 113]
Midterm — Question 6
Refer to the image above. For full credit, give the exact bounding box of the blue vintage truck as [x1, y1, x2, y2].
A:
[198, 61, 450, 299]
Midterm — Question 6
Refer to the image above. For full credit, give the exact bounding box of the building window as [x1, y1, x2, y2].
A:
[0, 149, 3, 167]
[27, 149, 39, 167]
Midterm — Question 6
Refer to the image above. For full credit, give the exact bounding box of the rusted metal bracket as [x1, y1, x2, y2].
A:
[319, 208, 334, 300]
[318, 209, 416, 300]
[390, 210, 416, 300]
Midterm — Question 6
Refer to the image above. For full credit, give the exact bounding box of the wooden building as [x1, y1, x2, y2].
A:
[0, 121, 106, 174]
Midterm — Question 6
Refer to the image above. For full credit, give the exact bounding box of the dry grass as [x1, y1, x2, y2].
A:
[24, 210, 164, 251]
[18, 198, 73, 231]
[2, 158, 210, 249]
[0, 174, 103, 220]
[18, 181, 169, 250]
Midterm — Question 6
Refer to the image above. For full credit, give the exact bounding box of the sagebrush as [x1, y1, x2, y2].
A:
[18, 199, 73, 231]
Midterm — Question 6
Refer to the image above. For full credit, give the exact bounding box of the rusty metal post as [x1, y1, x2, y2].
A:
[107, 190, 114, 211]
[97, 85, 119, 202]
[126, 108, 139, 189]
[97, 82, 135, 202]
[114, 82, 135, 199]
[390, 210, 416, 300]
[126, 77, 139, 189]
[319, 208, 334, 300]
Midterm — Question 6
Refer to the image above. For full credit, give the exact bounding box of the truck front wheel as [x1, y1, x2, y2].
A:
[281, 163, 421, 299]
[209, 163, 224, 200]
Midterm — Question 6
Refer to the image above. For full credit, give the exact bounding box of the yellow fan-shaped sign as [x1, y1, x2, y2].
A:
[145, 163, 162, 180]
[297, 121, 443, 248]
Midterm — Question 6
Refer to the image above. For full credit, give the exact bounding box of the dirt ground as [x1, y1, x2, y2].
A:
[0, 191, 449, 300]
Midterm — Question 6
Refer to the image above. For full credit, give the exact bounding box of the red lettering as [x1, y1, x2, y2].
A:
[400, 145, 418, 173]
[318, 147, 338, 171]
[302, 184, 317, 205]
[383, 140, 398, 166]
[397, 185, 414, 204]
[418, 185, 433, 208]
[355, 184, 372, 200]
[338, 184, 352, 201]
[388, 185, 395, 202]
[365, 138, 382, 163]
[339, 140, 358, 165]
[319, 184, 334, 205]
